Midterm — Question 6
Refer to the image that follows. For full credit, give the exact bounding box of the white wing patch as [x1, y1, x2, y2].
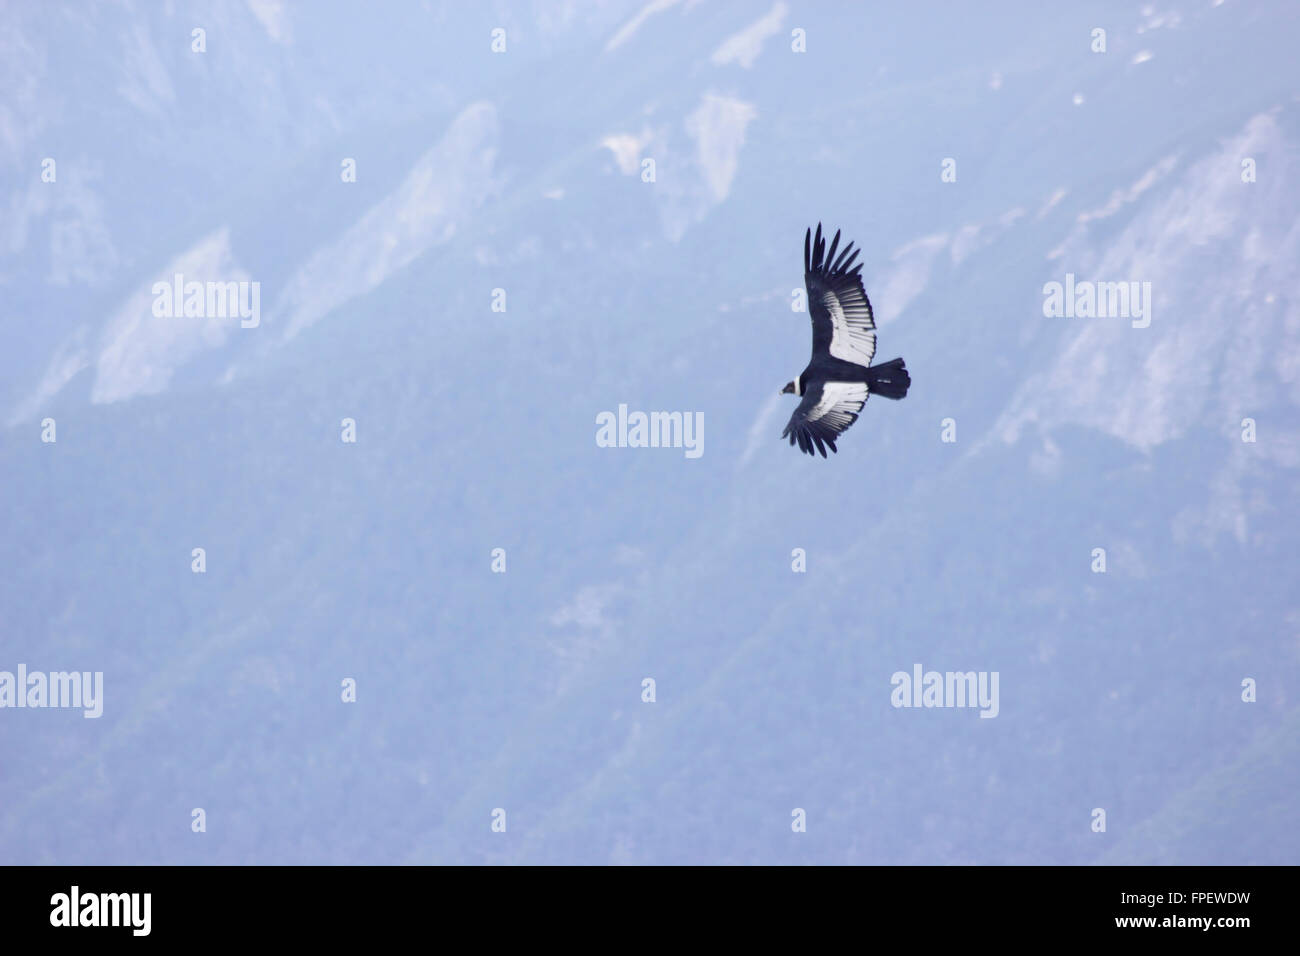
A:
[807, 381, 868, 432]
[823, 289, 876, 367]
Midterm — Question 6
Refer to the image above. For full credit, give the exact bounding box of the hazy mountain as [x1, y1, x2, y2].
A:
[2, 0, 1296, 864]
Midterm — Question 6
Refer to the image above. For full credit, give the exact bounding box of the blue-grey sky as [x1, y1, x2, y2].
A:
[1, 1, 1297, 864]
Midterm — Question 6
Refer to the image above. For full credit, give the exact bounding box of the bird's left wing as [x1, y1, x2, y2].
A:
[781, 380, 869, 457]
[804, 224, 876, 368]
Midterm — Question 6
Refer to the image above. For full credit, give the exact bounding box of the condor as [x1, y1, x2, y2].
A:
[780, 223, 910, 456]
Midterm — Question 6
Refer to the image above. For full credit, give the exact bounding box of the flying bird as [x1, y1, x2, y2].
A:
[780, 223, 910, 456]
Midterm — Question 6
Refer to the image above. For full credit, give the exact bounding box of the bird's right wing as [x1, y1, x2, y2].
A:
[781, 380, 869, 457]
[804, 223, 876, 368]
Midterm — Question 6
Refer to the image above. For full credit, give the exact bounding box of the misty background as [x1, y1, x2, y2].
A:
[2, 1, 1297, 864]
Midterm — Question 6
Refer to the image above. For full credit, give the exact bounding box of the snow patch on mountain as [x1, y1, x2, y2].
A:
[91, 228, 248, 405]
[998, 112, 1300, 455]
[277, 102, 500, 342]
[711, 2, 787, 69]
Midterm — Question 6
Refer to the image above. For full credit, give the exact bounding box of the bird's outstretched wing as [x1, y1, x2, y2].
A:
[781, 380, 869, 457]
[804, 223, 876, 368]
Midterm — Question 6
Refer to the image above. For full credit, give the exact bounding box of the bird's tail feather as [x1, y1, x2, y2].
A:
[866, 357, 910, 400]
